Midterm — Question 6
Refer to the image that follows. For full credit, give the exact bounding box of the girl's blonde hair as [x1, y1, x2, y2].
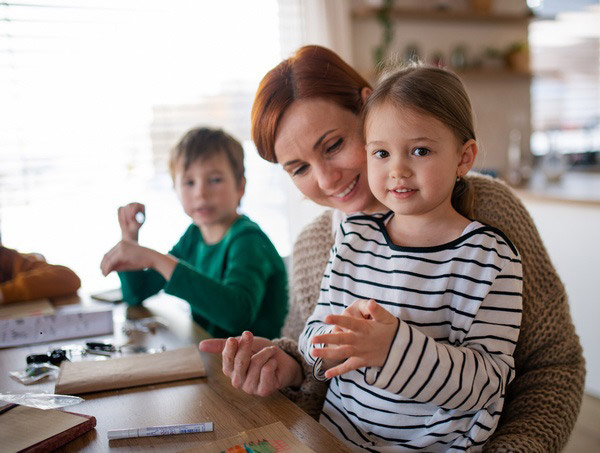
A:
[364, 65, 475, 218]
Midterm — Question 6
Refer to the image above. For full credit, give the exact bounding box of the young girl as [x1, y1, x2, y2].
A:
[298, 66, 523, 451]
[101, 127, 288, 339]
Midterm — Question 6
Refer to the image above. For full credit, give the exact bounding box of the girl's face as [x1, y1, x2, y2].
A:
[273, 98, 381, 214]
[174, 152, 244, 237]
[365, 102, 476, 220]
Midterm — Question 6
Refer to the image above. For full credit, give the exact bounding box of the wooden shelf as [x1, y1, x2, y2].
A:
[352, 6, 533, 24]
[359, 67, 532, 83]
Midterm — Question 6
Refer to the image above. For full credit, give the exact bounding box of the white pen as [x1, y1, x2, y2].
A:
[107, 422, 213, 440]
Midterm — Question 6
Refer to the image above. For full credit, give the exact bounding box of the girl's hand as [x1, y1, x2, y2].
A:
[100, 240, 155, 276]
[199, 331, 303, 397]
[118, 202, 145, 241]
[311, 299, 398, 379]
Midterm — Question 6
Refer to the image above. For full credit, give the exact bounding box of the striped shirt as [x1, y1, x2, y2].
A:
[299, 212, 523, 452]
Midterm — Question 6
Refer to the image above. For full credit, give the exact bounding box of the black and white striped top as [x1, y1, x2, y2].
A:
[299, 212, 523, 452]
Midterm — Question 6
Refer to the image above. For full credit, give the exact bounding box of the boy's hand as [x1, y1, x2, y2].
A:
[118, 202, 145, 241]
[311, 299, 398, 379]
[100, 240, 154, 276]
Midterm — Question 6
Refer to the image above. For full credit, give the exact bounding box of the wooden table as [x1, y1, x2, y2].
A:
[0, 294, 349, 452]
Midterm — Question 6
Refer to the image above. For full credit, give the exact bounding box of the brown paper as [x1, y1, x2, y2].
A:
[55, 346, 206, 395]
[180, 421, 315, 453]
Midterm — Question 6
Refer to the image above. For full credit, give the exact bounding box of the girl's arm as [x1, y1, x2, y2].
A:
[315, 258, 522, 412]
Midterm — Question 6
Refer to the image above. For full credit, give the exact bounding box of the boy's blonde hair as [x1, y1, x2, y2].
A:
[364, 64, 476, 218]
[169, 127, 245, 186]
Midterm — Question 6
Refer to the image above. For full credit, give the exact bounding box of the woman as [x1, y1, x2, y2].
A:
[200, 45, 584, 451]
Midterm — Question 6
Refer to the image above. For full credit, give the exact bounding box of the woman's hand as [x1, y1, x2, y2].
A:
[100, 240, 155, 276]
[311, 299, 398, 379]
[118, 202, 145, 241]
[199, 331, 303, 397]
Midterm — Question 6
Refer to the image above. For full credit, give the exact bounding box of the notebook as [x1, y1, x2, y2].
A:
[0, 403, 96, 452]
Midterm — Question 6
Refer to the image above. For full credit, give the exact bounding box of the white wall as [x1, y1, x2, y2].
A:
[519, 196, 600, 397]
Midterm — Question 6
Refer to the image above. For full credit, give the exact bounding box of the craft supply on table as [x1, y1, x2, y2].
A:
[55, 346, 206, 394]
[0, 304, 114, 348]
[0, 393, 84, 410]
[107, 422, 213, 440]
[180, 421, 315, 453]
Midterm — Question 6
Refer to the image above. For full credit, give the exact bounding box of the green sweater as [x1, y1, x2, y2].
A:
[118, 215, 288, 339]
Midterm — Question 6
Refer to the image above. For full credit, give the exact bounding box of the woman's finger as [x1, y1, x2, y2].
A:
[241, 345, 278, 395]
[222, 337, 238, 379]
[198, 338, 227, 354]
[231, 331, 253, 388]
[257, 354, 280, 397]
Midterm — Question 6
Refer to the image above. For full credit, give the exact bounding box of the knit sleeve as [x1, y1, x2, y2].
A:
[274, 210, 335, 419]
[468, 173, 585, 453]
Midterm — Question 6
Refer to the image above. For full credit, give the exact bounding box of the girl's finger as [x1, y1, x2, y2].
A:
[312, 331, 355, 346]
[367, 299, 394, 322]
[324, 314, 366, 332]
[311, 345, 355, 361]
[325, 357, 365, 379]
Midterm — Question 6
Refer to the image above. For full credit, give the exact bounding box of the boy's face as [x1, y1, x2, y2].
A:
[174, 152, 244, 230]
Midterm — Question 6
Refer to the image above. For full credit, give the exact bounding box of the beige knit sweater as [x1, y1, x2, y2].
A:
[273, 173, 585, 452]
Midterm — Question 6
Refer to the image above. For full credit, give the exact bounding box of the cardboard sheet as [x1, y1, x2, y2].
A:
[55, 346, 206, 395]
[181, 421, 315, 452]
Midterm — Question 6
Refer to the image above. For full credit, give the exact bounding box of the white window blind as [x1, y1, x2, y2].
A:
[529, 3, 600, 157]
[0, 0, 292, 291]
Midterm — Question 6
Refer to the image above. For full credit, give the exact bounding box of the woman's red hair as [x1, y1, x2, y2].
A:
[251, 45, 371, 163]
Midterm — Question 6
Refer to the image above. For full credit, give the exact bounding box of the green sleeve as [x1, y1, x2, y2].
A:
[163, 232, 271, 334]
[118, 226, 192, 305]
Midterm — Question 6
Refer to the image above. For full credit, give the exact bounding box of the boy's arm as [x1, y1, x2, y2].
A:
[163, 232, 278, 335]
[116, 227, 191, 305]
[0, 248, 81, 303]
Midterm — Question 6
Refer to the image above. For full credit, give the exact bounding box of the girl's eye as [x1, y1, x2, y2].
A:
[208, 177, 223, 184]
[184, 180, 194, 186]
[412, 147, 430, 157]
[292, 164, 309, 177]
[325, 138, 343, 154]
[373, 149, 389, 159]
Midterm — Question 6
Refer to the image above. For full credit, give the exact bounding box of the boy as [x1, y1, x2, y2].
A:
[101, 127, 288, 339]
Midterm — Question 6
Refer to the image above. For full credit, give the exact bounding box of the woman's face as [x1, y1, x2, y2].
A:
[273, 98, 379, 214]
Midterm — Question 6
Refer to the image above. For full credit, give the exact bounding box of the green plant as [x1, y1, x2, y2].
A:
[373, 0, 395, 69]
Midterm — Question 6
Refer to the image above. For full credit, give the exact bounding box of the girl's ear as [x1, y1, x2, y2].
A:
[360, 86, 372, 105]
[457, 139, 478, 178]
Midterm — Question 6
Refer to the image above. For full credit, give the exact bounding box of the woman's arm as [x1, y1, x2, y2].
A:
[468, 174, 585, 452]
